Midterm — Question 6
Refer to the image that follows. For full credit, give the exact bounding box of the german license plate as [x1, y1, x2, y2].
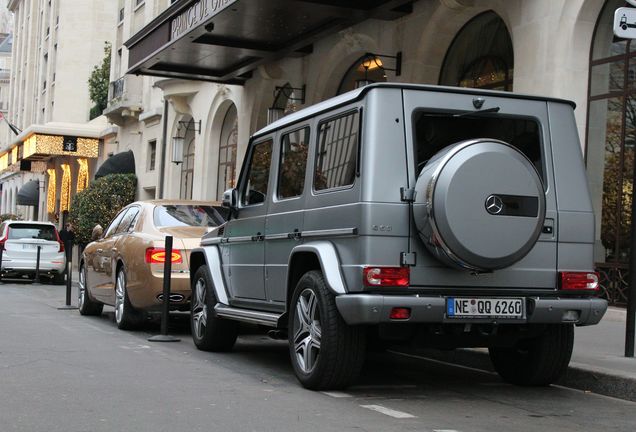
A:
[446, 297, 524, 319]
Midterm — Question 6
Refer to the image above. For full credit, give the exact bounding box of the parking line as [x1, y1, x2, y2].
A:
[360, 404, 416, 419]
[321, 391, 353, 398]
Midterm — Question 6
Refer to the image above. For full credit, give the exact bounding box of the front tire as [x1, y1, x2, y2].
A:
[114, 268, 144, 330]
[489, 324, 574, 386]
[190, 265, 238, 351]
[78, 264, 103, 316]
[289, 270, 366, 390]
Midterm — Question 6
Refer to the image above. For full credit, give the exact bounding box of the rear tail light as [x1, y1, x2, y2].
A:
[560, 272, 599, 291]
[54, 229, 65, 253]
[363, 266, 410, 287]
[0, 228, 7, 250]
[145, 247, 183, 264]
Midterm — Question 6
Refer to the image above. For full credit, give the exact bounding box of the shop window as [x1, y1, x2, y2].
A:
[241, 140, 273, 206]
[278, 127, 309, 199]
[217, 105, 238, 199]
[314, 111, 360, 191]
[439, 11, 513, 91]
[337, 55, 388, 95]
[587, 0, 636, 267]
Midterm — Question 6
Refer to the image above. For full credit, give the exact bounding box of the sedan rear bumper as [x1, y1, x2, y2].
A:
[335, 294, 608, 326]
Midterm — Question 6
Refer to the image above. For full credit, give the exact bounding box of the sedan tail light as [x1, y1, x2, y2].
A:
[560, 272, 599, 291]
[145, 247, 183, 264]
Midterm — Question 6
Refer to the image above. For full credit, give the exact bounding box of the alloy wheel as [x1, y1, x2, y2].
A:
[115, 271, 125, 324]
[292, 288, 322, 374]
[78, 266, 86, 309]
[192, 278, 208, 340]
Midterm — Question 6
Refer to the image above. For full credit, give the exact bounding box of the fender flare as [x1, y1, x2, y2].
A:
[288, 241, 347, 295]
[190, 246, 230, 305]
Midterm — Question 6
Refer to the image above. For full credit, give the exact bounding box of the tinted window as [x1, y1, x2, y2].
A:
[314, 111, 359, 191]
[278, 127, 310, 199]
[115, 207, 140, 234]
[8, 224, 57, 241]
[153, 205, 227, 227]
[241, 139, 273, 206]
[104, 210, 128, 238]
[412, 111, 543, 181]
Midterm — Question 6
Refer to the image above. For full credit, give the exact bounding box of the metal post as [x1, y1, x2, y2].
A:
[0, 244, 4, 284]
[65, 246, 72, 306]
[626, 152, 636, 357]
[148, 235, 180, 342]
[33, 245, 41, 285]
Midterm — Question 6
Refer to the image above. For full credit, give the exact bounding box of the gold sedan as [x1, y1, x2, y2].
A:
[78, 200, 227, 329]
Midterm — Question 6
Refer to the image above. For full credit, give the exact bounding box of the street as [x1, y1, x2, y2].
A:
[1, 281, 635, 432]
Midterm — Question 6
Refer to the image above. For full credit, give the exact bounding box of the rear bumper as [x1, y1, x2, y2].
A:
[335, 295, 608, 326]
[1, 257, 66, 273]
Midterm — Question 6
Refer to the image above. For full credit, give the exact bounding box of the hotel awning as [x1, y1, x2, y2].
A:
[125, 0, 413, 83]
[95, 151, 136, 179]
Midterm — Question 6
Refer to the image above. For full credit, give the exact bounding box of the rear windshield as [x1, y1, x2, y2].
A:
[153, 205, 228, 228]
[8, 224, 57, 241]
[413, 111, 543, 181]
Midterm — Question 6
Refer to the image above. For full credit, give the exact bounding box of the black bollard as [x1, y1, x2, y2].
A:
[148, 236, 180, 342]
[33, 245, 42, 285]
[0, 244, 4, 284]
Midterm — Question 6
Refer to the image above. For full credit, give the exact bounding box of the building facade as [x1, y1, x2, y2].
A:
[0, 0, 116, 223]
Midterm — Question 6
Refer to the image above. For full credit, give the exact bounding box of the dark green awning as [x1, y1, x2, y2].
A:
[95, 150, 136, 179]
[17, 180, 39, 206]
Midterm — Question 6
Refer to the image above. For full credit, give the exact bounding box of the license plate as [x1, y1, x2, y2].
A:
[22, 244, 36, 250]
[446, 297, 524, 319]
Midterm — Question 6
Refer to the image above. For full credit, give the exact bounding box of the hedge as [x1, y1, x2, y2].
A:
[69, 173, 137, 244]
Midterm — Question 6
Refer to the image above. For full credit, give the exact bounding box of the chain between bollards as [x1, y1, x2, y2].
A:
[148, 235, 180, 342]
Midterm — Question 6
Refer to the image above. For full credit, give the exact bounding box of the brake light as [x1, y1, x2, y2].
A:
[0, 227, 6, 250]
[560, 272, 599, 291]
[145, 247, 183, 264]
[363, 266, 410, 287]
[54, 229, 65, 253]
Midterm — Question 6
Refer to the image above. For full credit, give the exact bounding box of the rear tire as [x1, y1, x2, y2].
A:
[78, 264, 103, 316]
[190, 265, 238, 351]
[489, 324, 574, 386]
[114, 268, 144, 330]
[289, 270, 366, 390]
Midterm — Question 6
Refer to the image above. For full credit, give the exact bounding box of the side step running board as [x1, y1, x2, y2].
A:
[214, 304, 282, 327]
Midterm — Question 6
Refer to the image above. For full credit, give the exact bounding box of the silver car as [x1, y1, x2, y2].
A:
[0, 220, 67, 284]
[189, 83, 608, 390]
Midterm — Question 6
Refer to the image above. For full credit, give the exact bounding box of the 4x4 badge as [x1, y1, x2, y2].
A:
[485, 195, 504, 215]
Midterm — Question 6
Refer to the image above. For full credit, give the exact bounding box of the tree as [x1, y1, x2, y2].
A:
[88, 42, 111, 120]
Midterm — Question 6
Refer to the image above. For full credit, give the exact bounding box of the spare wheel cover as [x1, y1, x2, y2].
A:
[414, 139, 546, 271]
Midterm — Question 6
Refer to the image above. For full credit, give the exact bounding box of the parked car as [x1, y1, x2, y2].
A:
[189, 83, 608, 390]
[78, 200, 228, 329]
[0, 220, 66, 284]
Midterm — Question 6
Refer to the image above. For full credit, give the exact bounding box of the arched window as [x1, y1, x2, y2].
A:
[439, 11, 513, 91]
[587, 0, 634, 269]
[180, 135, 195, 199]
[217, 104, 238, 199]
[337, 54, 388, 95]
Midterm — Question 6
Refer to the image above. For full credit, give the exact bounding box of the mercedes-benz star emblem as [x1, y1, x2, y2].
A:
[485, 195, 504, 215]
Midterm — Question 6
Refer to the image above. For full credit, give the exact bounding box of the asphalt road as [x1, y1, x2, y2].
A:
[1, 281, 636, 432]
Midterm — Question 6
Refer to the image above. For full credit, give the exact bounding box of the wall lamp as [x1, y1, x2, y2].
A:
[356, 51, 403, 88]
[267, 85, 306, 124]
[172, 119, 201, 165]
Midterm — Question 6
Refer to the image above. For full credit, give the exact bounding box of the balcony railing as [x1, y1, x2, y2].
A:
[596, 262, 629, 306]
[110, 77, 125, 100]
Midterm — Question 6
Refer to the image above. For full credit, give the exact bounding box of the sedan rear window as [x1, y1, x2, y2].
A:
[153, 205, 228, 228]
[8, 224, 57, 241]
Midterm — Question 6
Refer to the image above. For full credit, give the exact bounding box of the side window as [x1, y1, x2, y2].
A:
[104, 209, 128, 238]
[115, 207, 140, 234]
[314, 110, 360, 191]
[278, 127, 310, 199]
[241, 139, 273, 206]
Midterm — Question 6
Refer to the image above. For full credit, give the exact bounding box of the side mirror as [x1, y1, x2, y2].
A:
[91, 224, 103, 241]
[222, 188, 238, 210]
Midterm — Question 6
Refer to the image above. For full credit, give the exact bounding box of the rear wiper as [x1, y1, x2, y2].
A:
[453, 107, 501, 117]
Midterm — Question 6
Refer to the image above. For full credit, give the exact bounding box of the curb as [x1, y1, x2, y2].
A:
[407, 348, 636, 402]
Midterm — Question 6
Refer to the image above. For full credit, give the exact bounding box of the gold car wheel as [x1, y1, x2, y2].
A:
[78, 266, 86, 309]
[192, 278, 208, 340]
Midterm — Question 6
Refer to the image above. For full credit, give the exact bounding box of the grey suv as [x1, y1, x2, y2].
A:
[189, 83, 607, 390]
